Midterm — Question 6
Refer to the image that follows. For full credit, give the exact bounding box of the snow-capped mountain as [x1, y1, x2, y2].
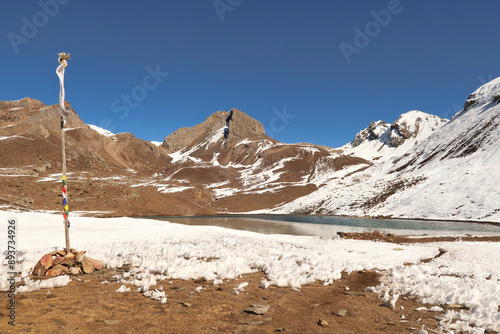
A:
[343, 110, 448, 162]
[278, 78, 500, 222]
[0, 76, 498, 221]
[378, 77, 500, 222]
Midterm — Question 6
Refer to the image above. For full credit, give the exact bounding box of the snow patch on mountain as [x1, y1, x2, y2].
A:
[169, 125, 226, 163]
[88, 124, 117, 139]
[0, 134, 31, 141]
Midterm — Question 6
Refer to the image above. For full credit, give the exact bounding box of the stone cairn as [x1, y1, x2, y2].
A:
[33, 249, 102, 277]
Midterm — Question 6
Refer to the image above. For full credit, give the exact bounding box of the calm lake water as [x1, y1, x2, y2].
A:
[148, 215, 500, 237]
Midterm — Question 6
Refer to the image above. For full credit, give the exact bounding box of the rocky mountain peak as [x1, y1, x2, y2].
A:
[463, 76, 500, 112]
[162, 108, 268, 153]
[226, 108, 266, 140]
[349, 110, 447, 150]
[351, 120, 390, 147]
[386, 110, 447, 147]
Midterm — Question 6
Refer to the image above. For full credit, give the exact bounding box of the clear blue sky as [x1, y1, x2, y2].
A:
[1, 0, 499, 147]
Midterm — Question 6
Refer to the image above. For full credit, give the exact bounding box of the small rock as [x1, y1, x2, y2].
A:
[242, 321, 264, 325]
[275, 328, 286, 332]
[81, 256, 94, 274]
[263, 317, 273, 322]
[56, 250, 67, 256]
[58, 252, 76, 267]
[33, 254, 52, 276]
[318, 319, 328, 326]
[45, 265, 69, 277]
[335, 309, 348, 317]
[69, 267, 82, 275]
[87, 257, 102, 270]
[244, 304, 270, 315]
[48, 303, 56, 307]
[104, 320, 120, 326]
[180, 302, 192, 308]
[343, 291, 366, 297]
[75, 251, 86, 263]
[310, 303, 321, 308]
[51, 256, 65, 266]
[176, 287, 187, 292]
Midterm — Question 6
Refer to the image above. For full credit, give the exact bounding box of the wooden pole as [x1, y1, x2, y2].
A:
[57, 52, 71, 252]
[61, 116, 70, 252]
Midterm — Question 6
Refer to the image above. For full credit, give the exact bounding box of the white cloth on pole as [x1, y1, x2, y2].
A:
[56, 62, 70, 119]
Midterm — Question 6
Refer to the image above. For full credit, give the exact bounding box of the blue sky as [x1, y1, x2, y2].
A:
[1, 0, 499, 147]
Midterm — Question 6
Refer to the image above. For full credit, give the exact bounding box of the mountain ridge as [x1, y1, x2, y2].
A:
[1, 76, 499, 222]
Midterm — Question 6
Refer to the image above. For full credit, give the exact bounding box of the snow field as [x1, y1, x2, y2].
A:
[0, 211, 499, 332]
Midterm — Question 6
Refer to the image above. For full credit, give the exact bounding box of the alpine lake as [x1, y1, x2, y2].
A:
[145, 214, 500, 237]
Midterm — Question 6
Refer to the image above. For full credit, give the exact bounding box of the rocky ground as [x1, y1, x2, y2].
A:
[1, 270, 441, 334]
[2, 234, 497, 334]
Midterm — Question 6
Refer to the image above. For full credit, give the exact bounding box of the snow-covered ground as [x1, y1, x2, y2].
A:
[1, 211, 499, 333]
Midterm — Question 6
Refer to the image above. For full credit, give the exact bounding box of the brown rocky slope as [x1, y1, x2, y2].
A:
[0, 99, 369, 216]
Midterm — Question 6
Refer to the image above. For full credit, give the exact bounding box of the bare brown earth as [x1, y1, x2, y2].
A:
[2, 234, 498, 334]
[1, 269, 443, 334]
[337, 231, 500, 243]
